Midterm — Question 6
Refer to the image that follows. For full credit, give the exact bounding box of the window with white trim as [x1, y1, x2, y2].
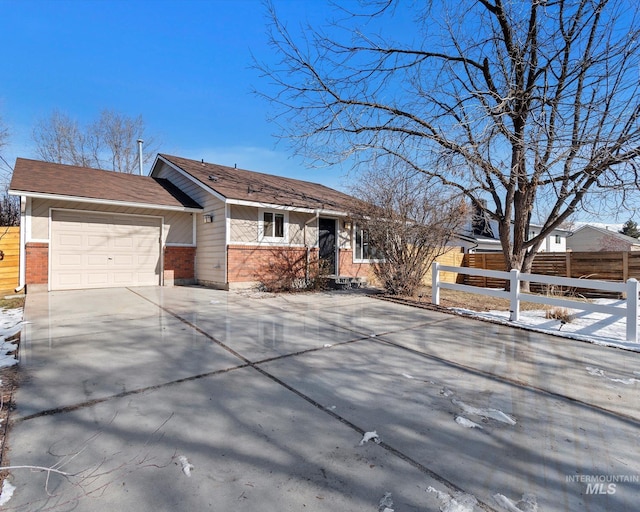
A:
[259, 209, 288, 242]
[353, 224, 381, 262]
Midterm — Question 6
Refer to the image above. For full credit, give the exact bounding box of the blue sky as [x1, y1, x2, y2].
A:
[0, 0, 631, 226]
[0, 0, 351, 189]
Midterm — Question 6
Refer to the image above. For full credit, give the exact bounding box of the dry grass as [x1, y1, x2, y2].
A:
[412, 285, 587, 313]
[413, 285, 528, 312]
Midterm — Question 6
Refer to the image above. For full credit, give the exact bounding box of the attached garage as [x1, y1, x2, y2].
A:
[50, 211, 162, 290]
[9, 158, 203, 292]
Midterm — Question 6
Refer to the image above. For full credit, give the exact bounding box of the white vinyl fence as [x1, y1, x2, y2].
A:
[432, 263, 639, 343]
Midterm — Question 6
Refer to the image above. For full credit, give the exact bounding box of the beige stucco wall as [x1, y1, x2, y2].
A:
[228, 206, 322, 247]
[28, 197, 195, 245]
[229, 205, 258, 243]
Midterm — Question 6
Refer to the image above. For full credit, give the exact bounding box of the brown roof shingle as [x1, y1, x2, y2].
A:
[159, 154, 358, 213]
[9, 158, 202, 210]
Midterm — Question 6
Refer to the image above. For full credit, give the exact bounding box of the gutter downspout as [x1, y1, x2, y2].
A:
[15, 196, 26, 292]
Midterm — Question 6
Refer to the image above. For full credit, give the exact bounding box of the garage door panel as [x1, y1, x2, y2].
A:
[112, 272, 134, 284]
[113, 255, 134, 266]
[87, 273, 110, 285]
[113, 237, 134, 249]
[57, 254, 83, 267]
[51, 211, 161, 290]
[88, 235, 110, 248]
[56, 273, 84, 287]
[87, 254, 109, 267]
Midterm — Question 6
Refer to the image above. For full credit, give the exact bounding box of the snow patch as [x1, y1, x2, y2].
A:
[452, 398, 516, 425]
[359, 431, 381, 445]
[0, 308, 22, 369]
[452, 299, 640, 351]
[427, 486, 478, 512]
[586, 366, 640, 385]
[378, 492, 394, 511]
[177, 455, 194, 476]
[455, 416, 483, 429]
[493, 493, 538, 512]
[0, 479, 16, 506]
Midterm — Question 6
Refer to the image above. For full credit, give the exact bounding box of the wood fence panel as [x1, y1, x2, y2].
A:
[627, 253, 640, 279]
[0, 227, 20, 293]
[424, 248, 465, 284]
[462, 250, 640, 297]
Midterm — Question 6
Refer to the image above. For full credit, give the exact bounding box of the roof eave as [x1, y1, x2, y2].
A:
[8, 189, 203, 213]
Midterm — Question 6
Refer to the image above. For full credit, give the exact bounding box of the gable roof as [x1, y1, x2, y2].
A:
[572, 224, 640, 245]
[157, 154, 358, 213]
[9, 158, 202, 211]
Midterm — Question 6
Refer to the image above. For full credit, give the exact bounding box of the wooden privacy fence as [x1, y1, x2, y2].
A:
[432, 263, 639, 342]
[462, 251, 640, 296]
[0, 227, 19, 293]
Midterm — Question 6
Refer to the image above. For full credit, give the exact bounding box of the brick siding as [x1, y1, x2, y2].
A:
[338, 249, 373, 280]
[163, 246, 196, 280]
[228, 245, 317, 283]
[26, 242, 49, 285]
[228, 245, 372, 284]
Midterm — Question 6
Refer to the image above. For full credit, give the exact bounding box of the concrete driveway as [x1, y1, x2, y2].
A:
[5, 286, 640, 511]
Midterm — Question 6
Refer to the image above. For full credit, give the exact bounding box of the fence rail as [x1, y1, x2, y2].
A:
[432, 263, 639, 342]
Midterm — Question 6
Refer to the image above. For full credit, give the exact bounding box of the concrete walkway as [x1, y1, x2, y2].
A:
[5, 286, 640, 511]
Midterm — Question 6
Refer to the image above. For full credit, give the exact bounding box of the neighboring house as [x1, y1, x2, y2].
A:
[566, 225, 640, 252]
[9, 155, 374, 292]
[457, 207, 571, 253]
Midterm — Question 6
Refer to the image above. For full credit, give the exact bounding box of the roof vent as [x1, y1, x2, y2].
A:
[208, 175, 218, 182]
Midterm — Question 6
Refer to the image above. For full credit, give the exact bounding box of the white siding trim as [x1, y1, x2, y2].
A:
[192, 214, 197, 248]
[225, 203, 231, 245]
[25, 196, 33, 242]
[227, 242, 308, 248]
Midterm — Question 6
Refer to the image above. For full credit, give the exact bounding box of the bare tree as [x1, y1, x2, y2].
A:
[351, 159, 467, 296]
[0, 114, 19, 227]
[257, 0, 640, 280]
[33, 109, 157, 173]
[0, 112, 11, 178]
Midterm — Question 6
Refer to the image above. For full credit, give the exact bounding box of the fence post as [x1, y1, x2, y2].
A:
[626, 278, 638, 343]
[432, 262, 440, 306]
[510, 269, 520, 322]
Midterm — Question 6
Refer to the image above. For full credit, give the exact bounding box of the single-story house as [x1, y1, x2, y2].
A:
[566, 224, 640, 252]
[9, 155, 374, 292]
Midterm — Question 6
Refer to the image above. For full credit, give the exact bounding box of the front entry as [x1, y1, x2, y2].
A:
[318, 218, 337, 275]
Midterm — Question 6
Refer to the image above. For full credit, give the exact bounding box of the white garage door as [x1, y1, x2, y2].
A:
[51, 210, 162, 290]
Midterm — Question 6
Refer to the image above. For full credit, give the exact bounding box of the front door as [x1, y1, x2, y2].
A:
[318, 218, 337, 275]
